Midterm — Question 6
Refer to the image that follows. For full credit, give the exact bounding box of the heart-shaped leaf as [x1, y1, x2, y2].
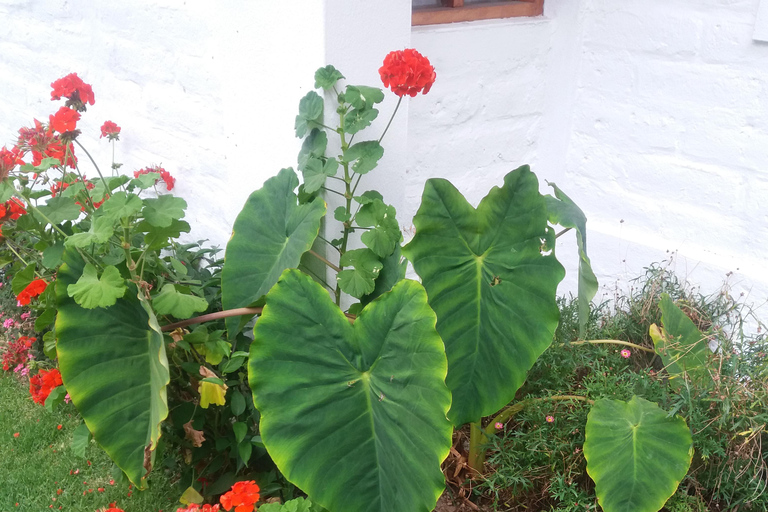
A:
[221, 168, 325, 336]
[249, 270, 451, 512]
[584, 396, 693, 512]
[55, 250, 169, 487]
[403, 165, 564, 426]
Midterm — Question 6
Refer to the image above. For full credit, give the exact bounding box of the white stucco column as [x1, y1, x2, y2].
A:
[323, 0, 413, 223]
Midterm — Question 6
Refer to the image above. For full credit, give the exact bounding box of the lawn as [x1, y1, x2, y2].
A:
[0, 372, 180, 512]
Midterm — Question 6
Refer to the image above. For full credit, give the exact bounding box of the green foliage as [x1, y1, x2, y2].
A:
[55, 251, 170, 487]
[220, 167, 326, 336]
[66, 263, 127, 309]
[404, 166, 565, 426]
[250, 270, 452, 512]
[584, 396, 693, 512]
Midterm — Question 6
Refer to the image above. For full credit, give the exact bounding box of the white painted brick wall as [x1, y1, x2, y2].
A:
[409, 0, 768, 324]
[2, 0, 767, 325]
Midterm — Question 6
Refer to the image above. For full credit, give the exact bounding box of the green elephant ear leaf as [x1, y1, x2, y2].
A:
[221, 168, 326, 337]
[55, 250, 169, 487]
[249, 269, 452, 512]
[544, 182, 598, 338]
[584, 396, 693, 512]
[403, 165, 564, 426]
[649, 293, 712, 389]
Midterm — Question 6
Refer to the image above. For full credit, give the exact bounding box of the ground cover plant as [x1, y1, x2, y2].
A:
[0, 50, 759, 512]
[462, 264, 768, 511]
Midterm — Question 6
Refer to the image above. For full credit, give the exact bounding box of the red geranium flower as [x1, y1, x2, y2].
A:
[1, 336, 35, 372]
[16, 120, 77, 169]
[177, 504, 220, 512]
[50, 73, 95, 111]
[379, 49, 436, 97]
[219, 480, 260, 512]
[29, 368, 63, 405]
[49, 106, 81, 134]
[16, 278, 48, 307]
[50, 178, 102, 210]
[135, 165, 176, 191]
[100, 121, 121, 141]
[0, 198, 27, 222]
[0, 146, 24, 180]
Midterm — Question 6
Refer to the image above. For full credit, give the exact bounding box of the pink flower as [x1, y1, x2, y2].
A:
[20, 312, 30, 320]
[494, 422, 503, 430]
[545, 415, 555, 423]
[3, 318, 14, 328]
[621, 349, 631, 358]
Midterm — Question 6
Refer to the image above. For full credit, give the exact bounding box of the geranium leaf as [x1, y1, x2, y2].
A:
[584, 396, 693, 512]
[140, 219, 191, 251]
[0, 181, 14, 203]
[361, 244, 406, 307]
[355, 198, 386, 227]
[98, 191, 143, 223]
[34, 196, 82, 224]
[91, 176, 131, 202]
[343, 108, 379, 135]
[360, 206, 401, 258]
[67, 263, 127, 309]
[55, 250, 169, 487]
[152, 284, 208, 319]
[301, 157, 338, 194]
[297, 129, 328, 170]
[295, 91, 324, 138]
[221, 168, 325, 337]
[142, 195, 187, 228]
[403, 165, 565, 426]
[342, 85, 384, 109]
[250, 270, 451, 512]
[337, 248, 382, 298]
[64, 216, 115, 248]
[344, 141, 384, 175]
[314, 65, 345, 90]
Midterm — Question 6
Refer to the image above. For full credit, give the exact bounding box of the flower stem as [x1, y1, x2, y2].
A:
[378, 96, 403, 144]
[74, 139, 110, 201]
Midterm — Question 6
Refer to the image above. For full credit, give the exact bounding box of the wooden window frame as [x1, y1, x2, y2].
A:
[412, 0, 544, 26]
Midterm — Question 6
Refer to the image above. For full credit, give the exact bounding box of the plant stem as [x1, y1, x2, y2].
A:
[74, 139, 111, 197]
[161, 307, 263, 332]
[568, 339, 655, 354]
[321, 186, 346, 198]
[378, 96, 403, 144]
[467, 395, 593, 474]
[467, 421, 486, 474]
[555, 227, 572, 238]
[309, 249, 341, 273]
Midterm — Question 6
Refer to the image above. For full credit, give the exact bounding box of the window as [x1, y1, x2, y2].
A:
[412, 0, 544, 27]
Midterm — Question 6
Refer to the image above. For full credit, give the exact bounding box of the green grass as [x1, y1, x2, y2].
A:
[0, 372, 181, 512]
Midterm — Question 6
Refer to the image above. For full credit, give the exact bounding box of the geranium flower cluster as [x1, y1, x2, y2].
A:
[219, 480, 260, 512]
[1, 335, 34, 371]
[29, 367, 63, 405]
[16, 278, 48, 306]
[135, 165, 176, 191]
[50, 72, 95, 111]
[379, 48, 436, 97]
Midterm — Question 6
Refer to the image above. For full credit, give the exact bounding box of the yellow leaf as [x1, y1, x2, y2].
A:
[179, 485, 203, 505]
